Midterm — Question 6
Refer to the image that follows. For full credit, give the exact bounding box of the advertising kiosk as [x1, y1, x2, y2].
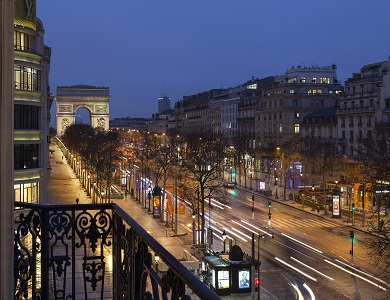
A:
[152, 186, 162, 218]
[229, 245, 252, 294]
[202, 256, 231, 296]
[202, 245, 252, 296]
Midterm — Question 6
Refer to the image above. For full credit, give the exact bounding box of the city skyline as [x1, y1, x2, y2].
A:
[38, 0, 390, 122]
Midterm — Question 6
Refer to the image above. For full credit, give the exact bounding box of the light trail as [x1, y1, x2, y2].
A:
[274, 240, 315, 260]
[303, 283, 315, 300]
[290, 256, 334, 280]
[230, 227, 252, 241]
[325, 259, 387, 291]
[335, 259, 389, 286]
[205, 199, 225, 210]
[291, 283, 303, 300]
[240, 220, 273, 237]
[281, 233, 322, 254]
[275, 257, 317, 282]
[221, 228, 248, 243]
[210, 198, 232, 209]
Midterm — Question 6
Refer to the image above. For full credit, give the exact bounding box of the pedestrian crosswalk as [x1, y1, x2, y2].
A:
[266, 217, 340, 229]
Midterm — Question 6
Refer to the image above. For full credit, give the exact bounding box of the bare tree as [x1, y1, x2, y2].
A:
[360, 121, 390, 286]
[300, 137, 338, 214]
[180, 132, 225, 246]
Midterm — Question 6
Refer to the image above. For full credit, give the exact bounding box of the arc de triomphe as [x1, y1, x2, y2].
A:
[56, 85, 111, 136]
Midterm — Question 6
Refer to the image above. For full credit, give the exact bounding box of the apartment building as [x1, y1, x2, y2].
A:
[337, 56, 390, 158]
[237, 77, 274, 144]
[14, 0, 52, 203]
[173, 89, 224, 134]
[256, 65, 342, 147]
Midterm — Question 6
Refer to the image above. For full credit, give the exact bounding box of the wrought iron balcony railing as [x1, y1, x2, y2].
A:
[14, 202, 220, 300]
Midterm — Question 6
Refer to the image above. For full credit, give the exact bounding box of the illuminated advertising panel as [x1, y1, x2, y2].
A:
[238, 269, 250, 289]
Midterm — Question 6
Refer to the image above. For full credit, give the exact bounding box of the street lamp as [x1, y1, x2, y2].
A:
[147, 185, 152, 212]
[192, 212, 196, 245]
[275, 177, 279, 199]
[87, 175, 90, 196]
[222, 230, 227, 253]
[155, 255, 159, 274]
[250, 171, 253, 190]
[257, 233, 274, 300]
[311, 185, 315, 211]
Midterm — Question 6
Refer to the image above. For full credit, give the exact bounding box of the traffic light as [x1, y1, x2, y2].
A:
[268, 202, 272, 208]
[349, 230, 354, 239]
[254, 278, 260, 292]
[351, 203, 356, 211]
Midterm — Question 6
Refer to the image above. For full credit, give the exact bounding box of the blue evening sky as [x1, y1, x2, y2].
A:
[37, 0, 390, 123]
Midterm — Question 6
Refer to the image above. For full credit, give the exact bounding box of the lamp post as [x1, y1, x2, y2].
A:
[250, 171, 253, 190]
[155, 255, 159, 274]
[275, 177, 279, 199]
[300, 173, 304, 208]
[192, 212, 196, 245]
[87, 175, 90, 196]
[222, 230, 227, 253]
[257, 233, 274, 300]
[311, 185, 315, 211]
[147, 185, 152, 212]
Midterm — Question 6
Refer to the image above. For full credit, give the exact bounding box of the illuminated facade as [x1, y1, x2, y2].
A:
[337, 56, 390, 158]
[256, 64, 343, 146]
[13, 0, 52, 203]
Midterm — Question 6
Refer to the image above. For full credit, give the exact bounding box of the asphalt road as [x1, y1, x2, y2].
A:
[205, 187, 388, 300]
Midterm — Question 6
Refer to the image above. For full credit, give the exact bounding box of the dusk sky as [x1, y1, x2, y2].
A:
[38, 0, 390, 124]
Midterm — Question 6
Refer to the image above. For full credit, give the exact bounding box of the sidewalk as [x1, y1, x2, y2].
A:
[47, 142, 276, 300]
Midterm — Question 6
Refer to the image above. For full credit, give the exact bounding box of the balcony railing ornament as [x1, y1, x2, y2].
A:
[14, 203, 221, 300]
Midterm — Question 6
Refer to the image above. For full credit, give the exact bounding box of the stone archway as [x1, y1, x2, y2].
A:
[55, 85, 111, 136]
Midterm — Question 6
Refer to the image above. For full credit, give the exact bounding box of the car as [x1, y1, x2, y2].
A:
[225, 182, 235, 188]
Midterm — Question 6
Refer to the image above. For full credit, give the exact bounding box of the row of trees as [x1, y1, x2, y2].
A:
[61, 124, 121, 201]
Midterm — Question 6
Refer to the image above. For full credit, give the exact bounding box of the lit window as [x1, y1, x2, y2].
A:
[317, 89, 322, 94]
[247, 83, 257, 89]
[301, 77, 306, 83]
[312, 77, 317, 83]
[290, 89, 294, 94]
[279, 123, 282, 133]
[294, 124, 300, 133]
[295, 112, 300, 118]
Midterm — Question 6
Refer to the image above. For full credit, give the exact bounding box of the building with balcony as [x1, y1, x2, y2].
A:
[13, 0, 53, 204]
[173, 89, 225, 134]
[255, 64, 342, 147]
[237, 76, 274, 143]
[337, 56, 390, 157]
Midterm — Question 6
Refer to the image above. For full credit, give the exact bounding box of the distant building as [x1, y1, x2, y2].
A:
[158, 94, 171, 114]
[148, 109, 174, 134]
[109, 117, 149, 131]
[173, 89, 225, 134]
